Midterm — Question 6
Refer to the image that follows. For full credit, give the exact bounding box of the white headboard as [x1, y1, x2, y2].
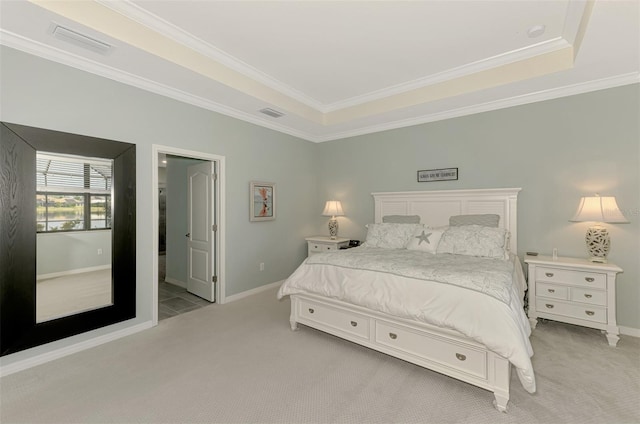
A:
[372, 188, 521, 253]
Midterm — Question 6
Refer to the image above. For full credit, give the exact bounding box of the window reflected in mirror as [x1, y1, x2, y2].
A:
[35, 152, 113, 323]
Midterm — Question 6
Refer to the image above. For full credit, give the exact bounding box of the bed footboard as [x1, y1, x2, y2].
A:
[289, 293, 511, 412]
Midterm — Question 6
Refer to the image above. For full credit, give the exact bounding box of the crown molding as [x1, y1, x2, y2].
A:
[90, 0, 578, 118]
[313, 73, 640, 142]
[0, 30, 314, 142]
[320, 37, 571, 113]
[3, 29, 637, 145]
[96, 0, 326, 111]
[562, 0, 591, 46]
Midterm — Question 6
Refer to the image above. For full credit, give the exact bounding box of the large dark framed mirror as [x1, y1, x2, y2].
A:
[1, 122, 136, 356]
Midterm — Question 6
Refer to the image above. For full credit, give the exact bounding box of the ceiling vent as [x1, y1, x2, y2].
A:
[50, 24, 113, 55]
[259, 108, 285, 118]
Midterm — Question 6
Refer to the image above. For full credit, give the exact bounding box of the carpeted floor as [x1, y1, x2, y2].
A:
[1, 286, 638, 424]
[36, 269, 112, 322]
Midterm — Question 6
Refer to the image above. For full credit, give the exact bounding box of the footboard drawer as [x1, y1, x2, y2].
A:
[297, 299, 369, 340]
[374, 321, 487, 379]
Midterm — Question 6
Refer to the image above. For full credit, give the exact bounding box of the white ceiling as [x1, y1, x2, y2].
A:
[1, 0, 638, 142]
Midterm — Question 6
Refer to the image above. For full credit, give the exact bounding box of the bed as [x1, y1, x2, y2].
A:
[278, 188, 534, 412]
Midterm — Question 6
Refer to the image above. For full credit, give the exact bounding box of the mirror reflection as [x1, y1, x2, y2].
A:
[35, 152, 113, 322]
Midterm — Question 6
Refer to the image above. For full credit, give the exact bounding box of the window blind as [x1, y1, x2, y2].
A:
[36, 153, 112, 193]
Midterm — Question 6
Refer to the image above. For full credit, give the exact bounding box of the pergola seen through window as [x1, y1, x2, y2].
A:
[36, 152, 112, 232]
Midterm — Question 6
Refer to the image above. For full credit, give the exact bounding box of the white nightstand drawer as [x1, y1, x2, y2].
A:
[535, 267, 606, 290]
[536, 282, 568, 300]
[298, 299, 369, 340]
[570, 287, 606, 306]
[536, 298, 607, 324]
[375, 321, 487, 379]
[309, 243, 336, 253]
[526, 256, 622, 346]
[306, 236, 350, 257]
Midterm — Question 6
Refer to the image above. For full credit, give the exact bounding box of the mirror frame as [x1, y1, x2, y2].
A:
[1, 122, 136, 356]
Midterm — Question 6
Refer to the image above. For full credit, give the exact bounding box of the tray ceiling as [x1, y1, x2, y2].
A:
[1, 0, 638, 142]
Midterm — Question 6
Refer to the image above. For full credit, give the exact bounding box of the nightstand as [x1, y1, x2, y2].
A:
[525, 255, 623, 346]
[305, 236, 349, 257]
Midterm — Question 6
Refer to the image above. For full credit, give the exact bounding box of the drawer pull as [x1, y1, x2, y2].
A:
[585, 310, 595, 316]
[585, 277, 595, 282]
[350, 321, 358, 327]
[584, 294, 593, 299]
[308, 308, 314, 314]
[548, 289, 555, 293]
[456, 353, 467, 361]
[545, 272, 554, 277]
[545, 304, 554, 309]
[389, 333, 398, 340]
[326, 247, 331, 250]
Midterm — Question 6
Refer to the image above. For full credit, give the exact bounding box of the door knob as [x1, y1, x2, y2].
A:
[185, 233, 190, 238]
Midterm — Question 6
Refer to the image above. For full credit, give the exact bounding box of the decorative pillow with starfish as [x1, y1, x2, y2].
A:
[406, 226, 446, 253]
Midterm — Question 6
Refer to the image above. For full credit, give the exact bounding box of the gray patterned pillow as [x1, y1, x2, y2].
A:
[382, 215, 421, 224]
[449, 214, 499, 227]
[437, 225, 510, 259]
[364, 223, 422, 249]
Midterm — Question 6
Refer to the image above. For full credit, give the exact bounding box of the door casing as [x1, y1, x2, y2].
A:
[152, 145, 225, 325]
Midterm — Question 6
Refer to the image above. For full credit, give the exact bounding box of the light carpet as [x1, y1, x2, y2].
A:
[36, 269, 112, 322]
[1, 286, 638, 424]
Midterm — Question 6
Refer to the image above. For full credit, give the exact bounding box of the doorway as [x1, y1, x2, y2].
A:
[152, 146, 226, 325]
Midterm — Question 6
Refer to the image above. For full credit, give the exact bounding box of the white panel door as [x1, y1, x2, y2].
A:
[187, 161, 215, 302]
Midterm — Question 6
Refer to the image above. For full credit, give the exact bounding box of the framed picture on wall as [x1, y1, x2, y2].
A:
[417, 168, 458, 182]
[250, 181, 276, 221]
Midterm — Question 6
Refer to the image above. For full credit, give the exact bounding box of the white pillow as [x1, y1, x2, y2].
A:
[406, 226, 444, 254]
[436, 225, 510, 260]
[364, 223, 422, 249]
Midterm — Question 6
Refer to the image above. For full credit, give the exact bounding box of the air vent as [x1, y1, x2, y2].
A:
[51, 24, 113, 55]
[259, 108, 285, 118]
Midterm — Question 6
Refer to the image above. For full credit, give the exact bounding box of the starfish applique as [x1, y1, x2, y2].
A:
[415, 230, 432, 245]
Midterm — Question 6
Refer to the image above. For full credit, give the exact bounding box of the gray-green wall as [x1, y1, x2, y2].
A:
[0, 46, 316, 365]
[36, 231, 111, 276]
[315, 85, 639, 330]
[1, 45, 638, 368]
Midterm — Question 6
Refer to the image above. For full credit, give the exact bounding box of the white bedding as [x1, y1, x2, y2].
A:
[277, 247, 536, 393]
[305, 247, 516, 304]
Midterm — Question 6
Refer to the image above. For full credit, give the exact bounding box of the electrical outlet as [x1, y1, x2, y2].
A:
[259, 262, 265, 271]
[97, 248, 103, 255]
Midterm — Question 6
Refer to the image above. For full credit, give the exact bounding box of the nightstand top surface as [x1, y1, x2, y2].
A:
[305, 236, 350, 243]
[524, 255, 622, 272]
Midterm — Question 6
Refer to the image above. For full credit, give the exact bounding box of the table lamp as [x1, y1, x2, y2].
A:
[322, 200, 344, 239]
[569, 194, 629, 263]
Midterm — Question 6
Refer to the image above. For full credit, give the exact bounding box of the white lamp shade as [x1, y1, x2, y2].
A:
[322, 200, 344, 217]
[570, 196, 629, 223]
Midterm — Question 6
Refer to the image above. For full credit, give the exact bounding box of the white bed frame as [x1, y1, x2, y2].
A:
[288, 188, 522, 412]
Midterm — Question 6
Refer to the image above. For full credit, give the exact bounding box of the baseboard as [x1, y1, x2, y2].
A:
[619, 326, 640, 338]
[164, 277, 186, 288]
[37, 264, 111, 281]
[0, 321, 153, 377]
[225, 280, 283, 303]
